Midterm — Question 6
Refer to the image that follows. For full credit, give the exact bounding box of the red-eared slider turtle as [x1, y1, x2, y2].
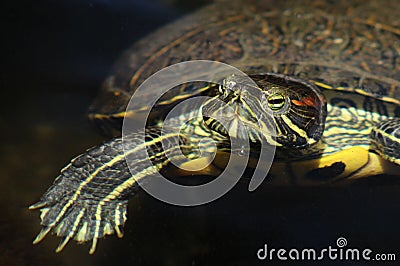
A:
[30, 0, 400, 254]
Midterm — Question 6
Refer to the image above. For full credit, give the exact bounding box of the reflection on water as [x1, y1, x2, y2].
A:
[2, 0, 400, 265]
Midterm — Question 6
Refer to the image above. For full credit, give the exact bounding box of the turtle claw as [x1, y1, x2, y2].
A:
[33, 226, 52, 244]
[29, 201, 47, 210]
[30, 136, 130, 254]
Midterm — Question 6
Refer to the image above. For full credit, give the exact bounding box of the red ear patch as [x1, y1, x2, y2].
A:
[291, 96, 318, 107]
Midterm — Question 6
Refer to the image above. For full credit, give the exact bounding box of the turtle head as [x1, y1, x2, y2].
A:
[202, 73, 327, 149]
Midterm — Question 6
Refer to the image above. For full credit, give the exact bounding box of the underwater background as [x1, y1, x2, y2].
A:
[2, 0, 399, 265]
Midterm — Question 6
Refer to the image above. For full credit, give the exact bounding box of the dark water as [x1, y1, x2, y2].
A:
[2, 0, 400, 265]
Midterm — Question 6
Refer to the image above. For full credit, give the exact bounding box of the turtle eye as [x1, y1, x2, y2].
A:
[267, 93, 286, 111]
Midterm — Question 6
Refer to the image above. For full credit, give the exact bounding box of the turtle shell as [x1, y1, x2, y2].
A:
[89, 0, 400, 133]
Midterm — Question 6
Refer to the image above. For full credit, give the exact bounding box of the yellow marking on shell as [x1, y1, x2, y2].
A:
[349, 152, 400, 179]
[354, 88, 372, 96]
[75, 221, 88, 242]
[55, 208, 86, 253]
[312, 81, 332, 89]
[321, 143, 370, 156]
[91, 110, 136, 120]
[311, 81, 359, 93]
[391, 158, 400, 165]
[381, 96, 400, 105]
[308, 83, 400, 106]
[290, 147, 369, 180]
[156, 85, 210, 106]
[33, 227, 52, 244]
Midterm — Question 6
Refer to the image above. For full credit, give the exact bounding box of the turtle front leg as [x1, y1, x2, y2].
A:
[29, 137, 136, 254]
[29, 127, 210, 254]
[370, 118, 400, 166]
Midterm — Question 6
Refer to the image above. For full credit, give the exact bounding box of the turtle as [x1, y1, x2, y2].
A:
[29, 0, 400, 254]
